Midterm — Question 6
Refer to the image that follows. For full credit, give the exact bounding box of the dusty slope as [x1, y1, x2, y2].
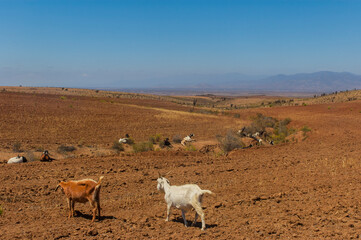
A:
[0, 89, 361, 239]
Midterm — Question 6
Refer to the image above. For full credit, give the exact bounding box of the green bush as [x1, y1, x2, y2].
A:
[133, 141, 154, 153]
[185, 144, 197, 152]
[270, 131, 287, 144]
[270, 119, 293, 144]
[217, 130, 244, 153]
[112, 141, 124, 152]
[301, 126, 311, 136]
[149, 133, 162, 144]
[0, 205, 3, 216]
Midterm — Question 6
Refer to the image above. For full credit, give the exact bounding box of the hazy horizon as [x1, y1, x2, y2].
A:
[1, 0, 361, 88]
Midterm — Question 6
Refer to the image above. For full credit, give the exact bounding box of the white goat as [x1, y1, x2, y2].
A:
[8, 155, 27, 164]
[181, 133, 195, 146]
[119, 133, 130, 143]
[157, 176, 213, 230]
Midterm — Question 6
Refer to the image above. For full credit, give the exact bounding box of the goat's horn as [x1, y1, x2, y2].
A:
[158, 171, 162, 178]
[165, 170, 172, 176]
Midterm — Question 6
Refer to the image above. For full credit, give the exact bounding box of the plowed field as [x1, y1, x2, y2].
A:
[1, 88, 361, 239]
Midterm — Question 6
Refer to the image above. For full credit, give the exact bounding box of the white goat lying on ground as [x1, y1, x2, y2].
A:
[7, 155, 27, 164]
[181, 133, 195, 146]
[157, 175, 213, 230]
[119, 133, 130, 143]
[55, 176, 104, 222]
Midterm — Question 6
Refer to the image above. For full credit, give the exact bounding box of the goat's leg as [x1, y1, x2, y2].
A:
[192, 202, 206, 230]
[89, 200, 97, 222]
[67, 198, 72, 218]
[191, 212, 198, 227]
[71, 201, 75, 217]
[181, 210, 188, 227]
[90, 201, 96, 223]
[165, 204, 171, 221]
[192, 195, 202, 226]
[97, 201, 101, 221]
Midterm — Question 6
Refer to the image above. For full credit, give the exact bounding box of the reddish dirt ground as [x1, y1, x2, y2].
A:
[0, 88, 361, 239]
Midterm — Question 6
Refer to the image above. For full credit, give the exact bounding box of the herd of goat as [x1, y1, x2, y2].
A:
[6, 134, 213, 231]
[5, 130, 271, 231]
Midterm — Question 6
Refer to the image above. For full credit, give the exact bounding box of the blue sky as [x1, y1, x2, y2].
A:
[0, 0, 360, 88]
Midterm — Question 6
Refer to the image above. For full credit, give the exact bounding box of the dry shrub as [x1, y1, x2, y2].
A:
[12, 142, 22, 153]
[217, 130, 244, 153]
[133, 141, 154, 153]
[149, 133, 162, 144]
[112, 141, 124, 152]
[24, 151, 36, 162]
[34, 146, 45, 152]
[172, 134, 183, 144]
[185, 144, 197, 151]
[57, 145, 76, 154]
[159, 141, 165, 148]
[249, 113, 278, 133]
[125, 137, 135, 145]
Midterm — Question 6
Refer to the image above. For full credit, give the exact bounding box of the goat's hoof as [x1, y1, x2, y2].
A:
[201, 228, 205, 231]
[165, 219, 169, 222]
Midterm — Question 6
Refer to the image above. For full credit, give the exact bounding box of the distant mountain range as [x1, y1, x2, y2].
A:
[145, 71, 361, 93]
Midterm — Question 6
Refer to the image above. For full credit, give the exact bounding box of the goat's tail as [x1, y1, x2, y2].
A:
[201, 189, 215, 196]
[97, 176, 104, 186]
[93, 176, 104, 200]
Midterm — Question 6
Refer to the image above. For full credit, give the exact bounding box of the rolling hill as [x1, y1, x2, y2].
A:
[139, 71, 361, 93]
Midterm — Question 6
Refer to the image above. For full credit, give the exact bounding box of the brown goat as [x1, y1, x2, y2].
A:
[56, 176, 104, 222]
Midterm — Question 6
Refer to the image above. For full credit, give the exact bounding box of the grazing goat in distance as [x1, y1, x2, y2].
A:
[157, 174, 213, 230]
[7, 155, 27, 164]
[55, 176, 104, 222]
[181, 133, 195, 146]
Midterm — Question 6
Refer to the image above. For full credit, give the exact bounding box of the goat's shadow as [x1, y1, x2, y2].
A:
[172, 216, 218, 229]
[74, 210, 116, 221]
